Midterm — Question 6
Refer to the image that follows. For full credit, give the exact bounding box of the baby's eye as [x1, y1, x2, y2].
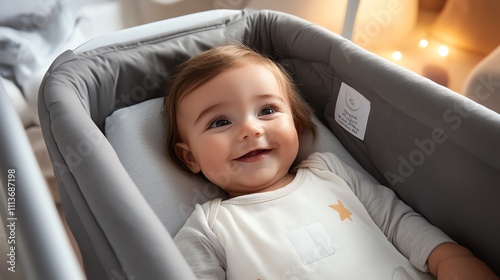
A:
[208, 118, 231, 129]
[259, 105, 277, 116]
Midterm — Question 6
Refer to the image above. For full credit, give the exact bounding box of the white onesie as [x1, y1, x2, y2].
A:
[174, 152, 453, 279]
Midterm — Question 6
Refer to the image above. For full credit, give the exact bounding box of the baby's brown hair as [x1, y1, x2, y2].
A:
[164, 44, 317, 171]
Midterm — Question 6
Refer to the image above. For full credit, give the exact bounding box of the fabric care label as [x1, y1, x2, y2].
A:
[335, 83, 371, 140]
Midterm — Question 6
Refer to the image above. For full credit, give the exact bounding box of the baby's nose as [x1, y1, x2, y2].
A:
[239, 118, 264, 140]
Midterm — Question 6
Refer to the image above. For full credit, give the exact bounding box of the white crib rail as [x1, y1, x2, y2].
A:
[0, 80, 85, 280]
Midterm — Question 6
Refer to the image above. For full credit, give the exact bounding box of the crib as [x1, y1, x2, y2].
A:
[37, 9, 500, 279]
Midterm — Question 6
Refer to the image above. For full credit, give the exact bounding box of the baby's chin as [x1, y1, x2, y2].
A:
[218, 172, 295, 198]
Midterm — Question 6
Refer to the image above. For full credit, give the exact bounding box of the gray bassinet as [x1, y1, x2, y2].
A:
[38, 9, 500, 279]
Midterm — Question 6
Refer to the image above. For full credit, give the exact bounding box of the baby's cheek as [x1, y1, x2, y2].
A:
[278, 116, 300, 137]
[199, 140, 242, 188]
[200, 157, 236, 189]
[277, 117, 301, 153]
[197, 139, 227, 169]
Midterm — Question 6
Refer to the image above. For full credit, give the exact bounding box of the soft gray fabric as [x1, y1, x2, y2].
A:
[38, 9, 500, 279]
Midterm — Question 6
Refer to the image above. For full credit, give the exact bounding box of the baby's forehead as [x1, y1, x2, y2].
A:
[179, 62, 287, 99]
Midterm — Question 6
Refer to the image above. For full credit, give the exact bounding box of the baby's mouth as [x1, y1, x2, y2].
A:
[236, 149, 271, 161]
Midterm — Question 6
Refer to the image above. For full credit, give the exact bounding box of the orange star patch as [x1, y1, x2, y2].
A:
[329, 199, 353, 222]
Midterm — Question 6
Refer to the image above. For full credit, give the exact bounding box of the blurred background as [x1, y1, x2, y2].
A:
[1, 0, 499, 278]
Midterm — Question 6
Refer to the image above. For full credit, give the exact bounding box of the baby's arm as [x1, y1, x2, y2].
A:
[309, 152, 497, 278]
[428, 242, 498, 280]
[311, 152, 450, 271]
[174, 204, 226, 280]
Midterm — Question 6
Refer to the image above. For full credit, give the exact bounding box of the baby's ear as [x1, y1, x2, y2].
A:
[175, 143, 201, 173]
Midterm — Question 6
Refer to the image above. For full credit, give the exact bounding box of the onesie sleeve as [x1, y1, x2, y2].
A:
[174, 203, 227, 280]
[309, 152, 454, 272]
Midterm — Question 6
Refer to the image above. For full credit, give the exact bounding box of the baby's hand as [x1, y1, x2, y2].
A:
[428, 242, 498, 280]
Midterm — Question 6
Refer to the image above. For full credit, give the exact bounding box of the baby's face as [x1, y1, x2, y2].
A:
[175, 63, 299, 197]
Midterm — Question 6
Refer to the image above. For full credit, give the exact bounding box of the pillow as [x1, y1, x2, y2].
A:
[105, 97, 376, 236]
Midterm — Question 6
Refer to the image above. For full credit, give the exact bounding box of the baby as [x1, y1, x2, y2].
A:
[164, 44, 497, 279]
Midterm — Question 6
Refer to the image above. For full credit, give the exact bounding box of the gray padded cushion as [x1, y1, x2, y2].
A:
[104, 97, 378, 235]
[38, 9, 500, 276]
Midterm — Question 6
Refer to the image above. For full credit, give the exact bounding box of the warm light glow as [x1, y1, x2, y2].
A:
[419, 39, 428, 48]
[392, 51, 402, 60]
[438, 45, 449, 57]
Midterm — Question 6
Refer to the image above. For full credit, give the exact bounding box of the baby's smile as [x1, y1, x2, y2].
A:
[234, 149, 272, 162]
